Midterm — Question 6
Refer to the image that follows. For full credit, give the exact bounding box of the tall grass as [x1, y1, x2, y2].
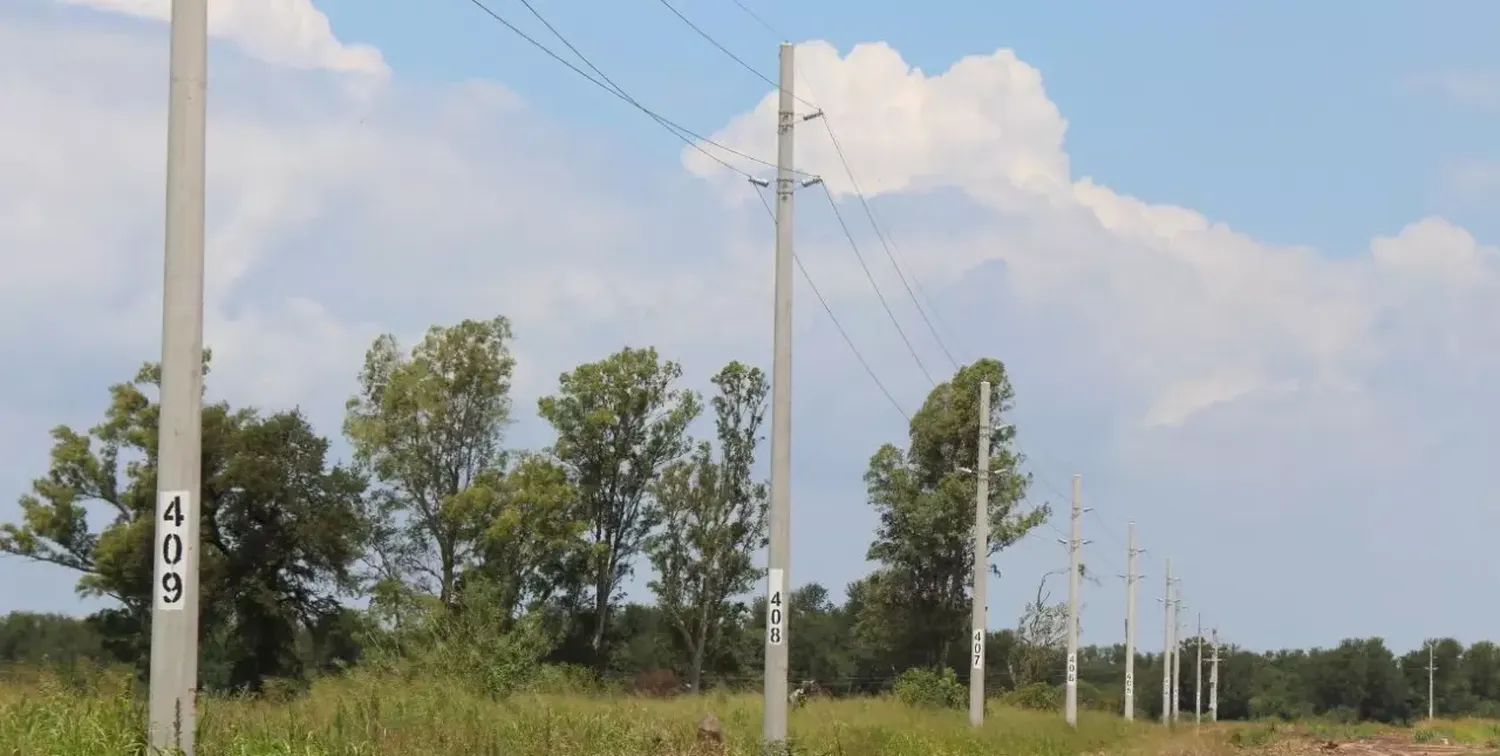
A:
[0, 668, 1206, 755]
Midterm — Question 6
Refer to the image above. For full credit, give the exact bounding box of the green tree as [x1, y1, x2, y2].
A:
[344, 317, 516, 606]
[0, 357, 367, 690]
[1461, 640, 1500, 714]
[1010, 570, 1068, 688]
[470, 453, 589, 624]
[859, 359, 1049, 668]
[647, 361, 769, 692]
[538, 346, 700, 667]
[0, 612, 104, 666]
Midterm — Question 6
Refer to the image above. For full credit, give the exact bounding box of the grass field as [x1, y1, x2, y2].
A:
[4, 669, 1497, 755]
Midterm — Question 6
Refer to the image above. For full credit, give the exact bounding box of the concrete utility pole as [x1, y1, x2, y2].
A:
[1208, 629, 1220, 723]
[1063, 475, 1087, 727]
[1160, 559, 1173, 725]
[1195, 613, 1203, 725]
[968, 381, 991, 727]
[761, 41, 798, 753]
[1427, 641, 1436, 720]
[148, 0, 208, 753]
[1121, 523, 1144, 721]
[1172, 597, 1184, 724]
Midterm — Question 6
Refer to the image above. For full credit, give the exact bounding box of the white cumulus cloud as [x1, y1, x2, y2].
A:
[56, 0, 387, 75]
[688, 41, 1500, 429]
[7, 4, 1500, 645]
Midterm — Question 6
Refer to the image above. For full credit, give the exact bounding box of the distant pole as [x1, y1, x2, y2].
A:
[1195, 613, 1203, 725]
[1121, 523, 1144, 721]
[968, 381, 992, 727]
[1427, 641, 1436, 720]
[762, 40, 797, 754]
[1172, 596, 1183, 724]
[148, 0, 208, 752]
[1208, 629, 1220, 723]
[1160, 559, 1173, 725]
[1061, 476, 1086, 726]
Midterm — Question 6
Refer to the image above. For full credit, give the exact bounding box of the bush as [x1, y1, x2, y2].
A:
[526, 663, 603, 695]
[359, 579, 552, 697]
[892, 667, 965, 709]
[1228, 722, 1279, 748]
[1001, 681, 1062, 710]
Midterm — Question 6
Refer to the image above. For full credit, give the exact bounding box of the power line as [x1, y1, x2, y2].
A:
[754, 187, 911, 423]
[817, 182, 936, 386]
[814, 118, 962, 371]
[709, 0, 963, 370]
[463, 0, 804, 178]
[725, 0, 782, 39]
[860, 203, 972, 362]
[652, 0, 821, 112]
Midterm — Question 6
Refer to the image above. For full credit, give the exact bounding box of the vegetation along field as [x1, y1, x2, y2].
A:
[4, 320, 1500, 753]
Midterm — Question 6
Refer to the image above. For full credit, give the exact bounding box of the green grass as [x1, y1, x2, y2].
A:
[0, 670, 1212, 755]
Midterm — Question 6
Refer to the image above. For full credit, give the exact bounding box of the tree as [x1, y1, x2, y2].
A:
[0, 612, 104, 667]
[538, 346, 700, 667]
[470, 453, 589, 624]
[860, 359, 1049, 668]
[0, 356, 367, 690]
[1009, 570, 1068, 688]
[344, 317, 516, 606]
[647, 361, 769, 691]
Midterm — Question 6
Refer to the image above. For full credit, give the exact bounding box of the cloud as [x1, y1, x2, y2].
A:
[688, 41, 1500, 429]
[56, 0, 387, 75]
[1402, 70, 1500, 111]
[1444, 160, 1500, 199]
[7, 4, 1500, 646]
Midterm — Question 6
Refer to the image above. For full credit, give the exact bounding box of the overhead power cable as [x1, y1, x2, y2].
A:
[463, 0, 805, 178]
[817, 183, 936, 386]
[698, 0, 966, 369]
[754, 187, 911, 423]
[652, 0, 821, 112]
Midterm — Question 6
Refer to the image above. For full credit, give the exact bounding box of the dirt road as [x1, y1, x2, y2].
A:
[1295, 734, 1491, 756]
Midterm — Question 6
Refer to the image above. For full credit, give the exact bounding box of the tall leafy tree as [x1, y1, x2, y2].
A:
[0, 357, 367, 689]
[647, 361, 770, 691]
[859, 358, 1048, 668]
[344, 317, 516, 606]
[468, 453, 589, 624]
[538, 346, 699, 666]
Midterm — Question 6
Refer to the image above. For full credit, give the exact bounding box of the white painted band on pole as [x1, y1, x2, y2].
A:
[971, 628, 984, 669]
[155, 490, 193, 611]
[767, 567, 786, 646]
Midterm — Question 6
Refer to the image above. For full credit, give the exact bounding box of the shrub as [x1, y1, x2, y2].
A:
[1002, 681, 1062, 710]
[892, 667, 965, 709]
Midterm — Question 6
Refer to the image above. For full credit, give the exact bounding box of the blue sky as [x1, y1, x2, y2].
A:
[3, 0, 1500, 657]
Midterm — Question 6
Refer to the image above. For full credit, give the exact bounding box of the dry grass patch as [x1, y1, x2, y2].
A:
[0, 670, 1267, 755]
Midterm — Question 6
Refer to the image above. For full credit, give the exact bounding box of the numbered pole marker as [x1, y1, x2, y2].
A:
[155, 490, 192, 611]
[971, 628, 985, 669]
[1124, 673, 1134, 700]
[1065, 652, 1078, 684]
[766, 568, 786, 646]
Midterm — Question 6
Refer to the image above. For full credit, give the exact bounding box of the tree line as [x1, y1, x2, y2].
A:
[0, 316, 1481, 723]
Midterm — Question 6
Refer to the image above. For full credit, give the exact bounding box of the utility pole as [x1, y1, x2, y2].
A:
[1121, 523, 1144, 721]
[148, 0, 208, 753]
[1160, 559, 1173, 725]
[1427, 641, 1436, 720]
[1062, 475, 1088, 727]
[968, 381, 992, 727]
[1208, 629, 1219, 723]
[1195, 613, 1203, 726]
[1172, 597, 1184, 724]
[761, 41, 797, 754]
